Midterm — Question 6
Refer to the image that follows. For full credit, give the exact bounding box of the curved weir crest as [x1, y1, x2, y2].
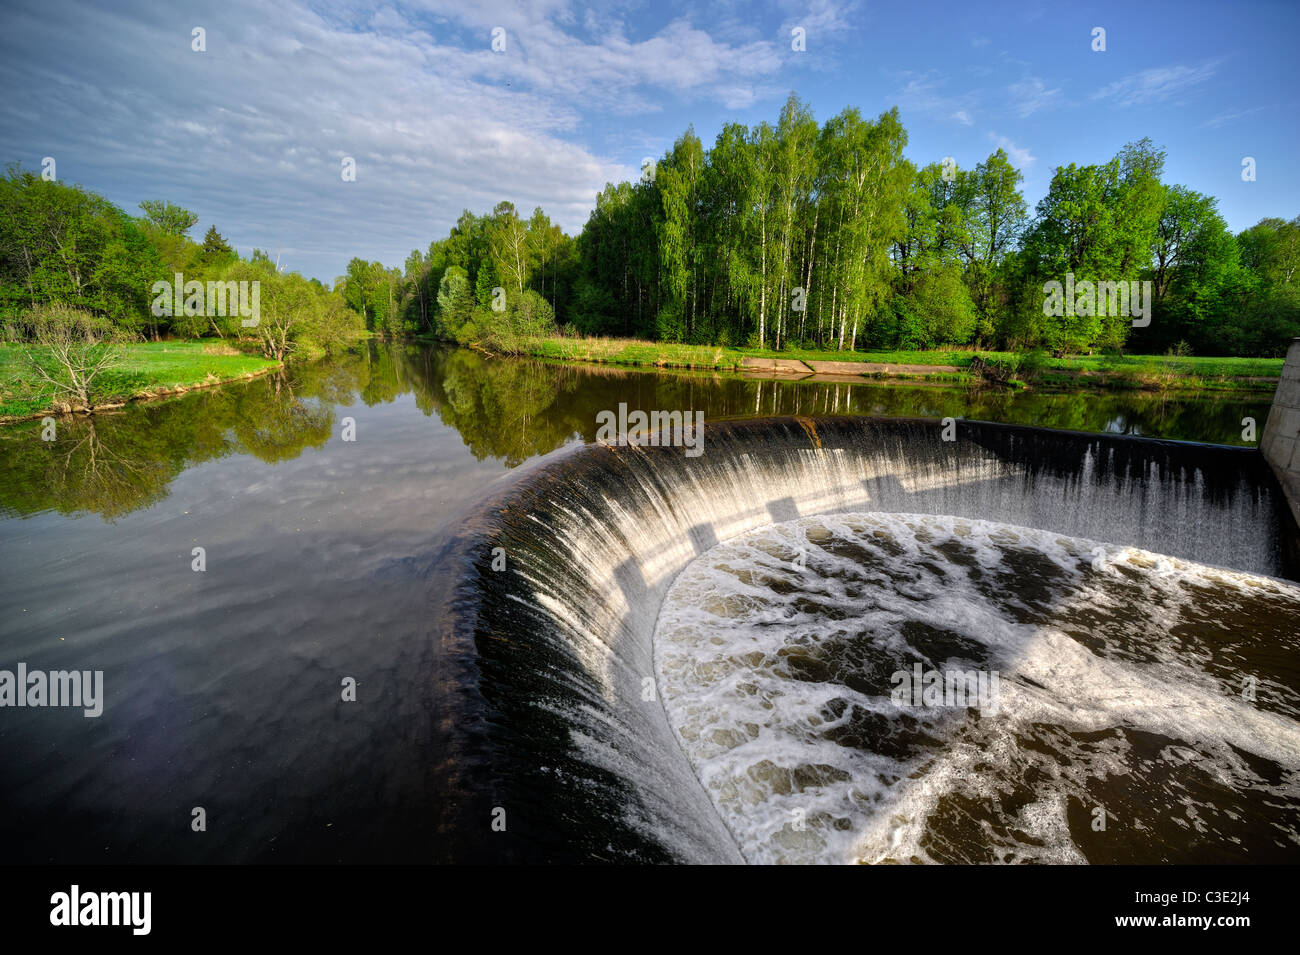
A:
[437, 416, 1298, 863]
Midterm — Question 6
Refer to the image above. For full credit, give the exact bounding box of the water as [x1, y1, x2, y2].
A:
[0, 343, 1290, 863]
[655, 513, 1300, 864]
[446, 415, 1295, 863]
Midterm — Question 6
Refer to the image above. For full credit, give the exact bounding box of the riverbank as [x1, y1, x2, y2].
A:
[0, 341, 283, 423]
[507, 335, 1282, 393]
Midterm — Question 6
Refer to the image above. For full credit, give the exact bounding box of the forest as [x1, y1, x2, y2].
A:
[3, 93, 1298, 359]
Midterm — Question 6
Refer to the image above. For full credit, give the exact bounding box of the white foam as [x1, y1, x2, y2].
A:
[653, 512, 1300, 864]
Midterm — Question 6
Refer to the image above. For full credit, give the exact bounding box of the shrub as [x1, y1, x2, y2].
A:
[15, 303, 133, 410]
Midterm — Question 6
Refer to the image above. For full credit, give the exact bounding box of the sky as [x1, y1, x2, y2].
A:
[1, 0, 1297, 283]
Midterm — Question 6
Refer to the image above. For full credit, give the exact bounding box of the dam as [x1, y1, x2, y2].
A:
[440, 415, 1300, 864]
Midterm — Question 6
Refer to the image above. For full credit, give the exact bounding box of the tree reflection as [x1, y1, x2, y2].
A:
[230, 372, 334, 464]
[0, 414, 172, 518]
[0, 341, 1272, 520]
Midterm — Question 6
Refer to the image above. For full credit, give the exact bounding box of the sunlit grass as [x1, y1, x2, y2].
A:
[0, 340, 281, 418]
[519, 334, 1282, 390]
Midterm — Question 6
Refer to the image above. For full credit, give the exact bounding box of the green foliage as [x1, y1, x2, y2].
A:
[465, 288, 556, 353]
[138, 200, 198, 237]
[341, 257, 403, 335]
[893, 267, 978, 348]
[474, 258, 498, 307]
[200, 226, 237, 268]
[0, 165, 164, 326]
[0, 165, 360, 356]
[2, 98, 1295, 363]
[435, 266, 475, 340]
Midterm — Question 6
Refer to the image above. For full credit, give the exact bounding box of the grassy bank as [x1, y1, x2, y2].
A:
[517, 336, 1282, 392]
[0, 341, 282, 421]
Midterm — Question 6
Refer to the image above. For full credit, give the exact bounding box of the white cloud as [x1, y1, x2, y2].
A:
[1091, 59, 1221, 107]
[1199, 105, 1266, 129]
[0, 0, 811, 281]
[1006, 77, 1061, 117]
[987, 133, 1035, 169]
[777, 0, 862, 35]
[890, 70, 978, 122]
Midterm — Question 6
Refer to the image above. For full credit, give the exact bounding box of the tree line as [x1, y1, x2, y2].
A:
[374, 93, 1296, 357]
[3, 90, 1298, 359]
[341, 200, 575, 353]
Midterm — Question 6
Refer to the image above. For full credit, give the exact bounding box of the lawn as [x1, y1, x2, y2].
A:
[0, 340, 282, 419]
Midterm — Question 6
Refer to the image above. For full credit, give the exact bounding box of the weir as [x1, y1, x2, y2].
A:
[435, 416, 1297, 863]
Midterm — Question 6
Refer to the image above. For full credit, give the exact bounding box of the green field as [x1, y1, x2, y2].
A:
[0, 341, 282, 420]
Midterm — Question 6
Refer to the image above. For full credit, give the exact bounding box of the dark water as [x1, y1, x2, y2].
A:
[0, 343, 1283, 862]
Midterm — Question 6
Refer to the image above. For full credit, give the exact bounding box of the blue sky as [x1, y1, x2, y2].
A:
[2, 0, 1296, 282]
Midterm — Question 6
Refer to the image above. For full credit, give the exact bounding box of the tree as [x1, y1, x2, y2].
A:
[0, 166, 162, 326]
[954, 149, 1027, 343]
[487, 201, 529, 298]
[655, 127, 705, 341]
[138, 200, 198, 238]
[403, 248, 430, 332]
[1018, 140, 1167, 352]
[767, 95, 818, 350]
[15, 303, 131, 410]
[1225, 216, 1300, 355]
[436, 265, 475, 341]
[200, 226, 236, 267]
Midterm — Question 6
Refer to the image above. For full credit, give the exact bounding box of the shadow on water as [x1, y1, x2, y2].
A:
[0, 342, 1276, 521]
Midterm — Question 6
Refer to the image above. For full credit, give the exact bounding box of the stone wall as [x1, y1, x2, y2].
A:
[1262, 338, 1300, 528]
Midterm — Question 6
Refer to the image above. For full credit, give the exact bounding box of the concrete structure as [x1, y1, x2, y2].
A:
[739, 356, 813, 377]
[738, 356, 961, 381]
[1262, 338, 1300, 528]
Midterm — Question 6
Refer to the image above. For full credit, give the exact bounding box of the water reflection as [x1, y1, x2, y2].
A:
[0, 342, 1274, 520]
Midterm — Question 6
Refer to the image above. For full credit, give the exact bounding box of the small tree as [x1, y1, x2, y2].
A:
[138, 200, 198, 238]
[199, 226, 237, 267]
[17, 303, 131, 411]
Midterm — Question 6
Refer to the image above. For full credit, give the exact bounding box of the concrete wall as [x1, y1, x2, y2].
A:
[1262, 338, 1300, 528]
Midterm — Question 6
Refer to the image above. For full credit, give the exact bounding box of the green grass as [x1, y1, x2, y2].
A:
[1050, 353, 1282, 378]
[526, 336, 739, 368]
[743, 346, 975, 366]
[512, 335, 1282, 391]
[0, 340, 281, 419]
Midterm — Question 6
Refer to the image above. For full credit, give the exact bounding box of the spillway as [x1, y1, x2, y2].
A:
[434, 416, 1299, 863]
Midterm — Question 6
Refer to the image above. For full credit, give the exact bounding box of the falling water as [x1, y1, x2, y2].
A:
[438, 416, 1297, 863]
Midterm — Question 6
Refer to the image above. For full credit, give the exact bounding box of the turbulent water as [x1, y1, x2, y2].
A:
[448, 416, 1297, 863]
[655, 513, 1300, 864]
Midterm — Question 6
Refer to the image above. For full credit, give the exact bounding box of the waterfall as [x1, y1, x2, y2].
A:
[433, 416, 1297, 862]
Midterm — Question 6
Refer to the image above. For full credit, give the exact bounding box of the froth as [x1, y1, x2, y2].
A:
[653, 513, 1300, 864]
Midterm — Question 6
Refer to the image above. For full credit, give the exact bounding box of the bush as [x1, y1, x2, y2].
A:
[14, 303, 133, 410]
[1017, 347, 1050, 380]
